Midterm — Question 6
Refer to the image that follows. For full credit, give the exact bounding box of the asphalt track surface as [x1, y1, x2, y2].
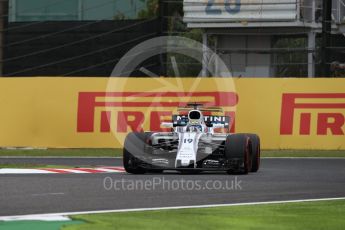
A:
[0, 158, 345, 216]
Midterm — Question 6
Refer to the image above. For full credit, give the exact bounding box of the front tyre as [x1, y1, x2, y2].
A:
[224, 134, 251, 174]
[123, 132, 150, 174]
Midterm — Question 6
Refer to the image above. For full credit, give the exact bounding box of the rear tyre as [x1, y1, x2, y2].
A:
[246, 134, 261, 172]
[224, 134, 251, 174]
[123, 132, 151, 174]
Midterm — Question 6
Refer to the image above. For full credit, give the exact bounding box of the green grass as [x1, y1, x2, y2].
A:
[0, 220, 82, 230]
[1, 149, 345, 158]
[63, 200, 345, 230]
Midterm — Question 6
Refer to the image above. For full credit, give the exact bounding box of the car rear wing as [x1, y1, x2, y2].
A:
[172, 115, 230, 128]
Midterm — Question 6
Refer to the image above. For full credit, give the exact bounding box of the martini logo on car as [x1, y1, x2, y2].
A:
[173, 115, 230, 128]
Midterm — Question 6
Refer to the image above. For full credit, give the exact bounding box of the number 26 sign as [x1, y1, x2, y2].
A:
[206, 0, 241, 15]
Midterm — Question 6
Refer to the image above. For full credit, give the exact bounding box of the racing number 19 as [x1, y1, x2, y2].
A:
[206, 0, 241, 15]
[183, 138, 193, 144]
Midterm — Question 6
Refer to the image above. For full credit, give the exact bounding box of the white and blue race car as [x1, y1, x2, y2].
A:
[123, 103, 260, 174]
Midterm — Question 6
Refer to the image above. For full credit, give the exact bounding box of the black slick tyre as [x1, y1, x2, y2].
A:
[123, 132, 150, 174]
[225, 134, 251, 174]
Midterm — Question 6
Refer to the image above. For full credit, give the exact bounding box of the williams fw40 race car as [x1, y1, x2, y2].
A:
[123, 103, 260, 174]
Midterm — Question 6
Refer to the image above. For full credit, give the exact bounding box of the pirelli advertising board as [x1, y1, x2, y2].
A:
[0, 77, 344, 150]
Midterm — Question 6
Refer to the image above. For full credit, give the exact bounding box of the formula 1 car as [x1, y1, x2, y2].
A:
[123, 103, 260, 174]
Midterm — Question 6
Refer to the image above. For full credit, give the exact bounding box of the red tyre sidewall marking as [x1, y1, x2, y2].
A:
[257, 142, 261, 169]
[244, 137, 250, 173]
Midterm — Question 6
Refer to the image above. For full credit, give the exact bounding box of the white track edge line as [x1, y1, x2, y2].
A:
[1, 197, 345, 221]
[0, 167, 125, 174]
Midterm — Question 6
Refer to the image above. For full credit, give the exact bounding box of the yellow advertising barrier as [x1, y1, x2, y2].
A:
[0, 77, 344, 150]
